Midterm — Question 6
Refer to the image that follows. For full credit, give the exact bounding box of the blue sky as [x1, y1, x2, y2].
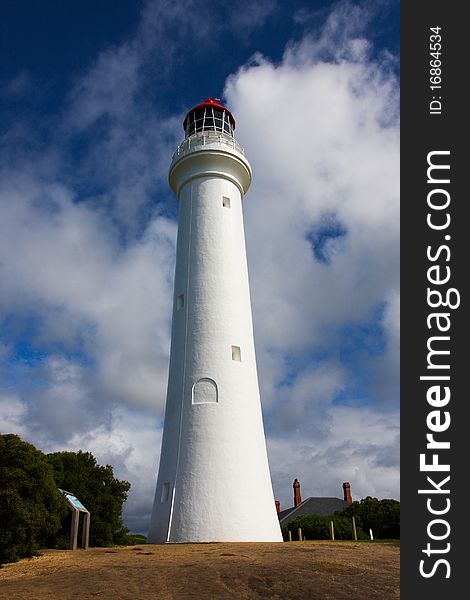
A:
[1, 0, 399, 533]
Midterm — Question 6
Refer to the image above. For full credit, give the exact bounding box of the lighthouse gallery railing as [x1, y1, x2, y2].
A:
[172, 131, 245, 162]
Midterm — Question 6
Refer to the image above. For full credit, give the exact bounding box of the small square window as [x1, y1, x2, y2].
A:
[231, 345, 241, 362]
[177, 294, 184, 310]
[222, 196, 231, 208]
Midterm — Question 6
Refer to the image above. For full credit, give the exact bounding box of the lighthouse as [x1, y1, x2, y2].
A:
[148, 98, 282, 543]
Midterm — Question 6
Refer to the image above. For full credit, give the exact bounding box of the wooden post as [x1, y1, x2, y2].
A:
[369, 528, 374, 541]
[330, 521, 335, 541]
[82, 512, 90, 549]
[298, 527, 302, 542]
[70, 508, 79, 550]
[352, 516, 357, 541]
[288, 530, 292, 542]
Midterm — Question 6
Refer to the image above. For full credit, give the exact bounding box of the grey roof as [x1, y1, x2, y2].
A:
[278, 497, 349, 525]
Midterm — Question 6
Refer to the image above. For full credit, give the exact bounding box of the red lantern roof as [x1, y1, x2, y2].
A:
[183, 97, 236, 131]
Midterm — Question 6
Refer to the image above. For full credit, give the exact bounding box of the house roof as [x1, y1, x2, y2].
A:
[278, 497, 350, 525]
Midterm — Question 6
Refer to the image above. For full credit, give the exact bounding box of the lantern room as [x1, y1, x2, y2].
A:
[183, 98, 236, 138]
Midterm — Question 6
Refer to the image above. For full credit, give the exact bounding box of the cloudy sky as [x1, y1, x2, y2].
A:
[1, 0, 399, 533]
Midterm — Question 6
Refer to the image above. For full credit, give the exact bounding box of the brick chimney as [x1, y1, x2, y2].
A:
[275, 500, 281, 513]
[293, 478, 302, 507]
[342, 481, 352, 504]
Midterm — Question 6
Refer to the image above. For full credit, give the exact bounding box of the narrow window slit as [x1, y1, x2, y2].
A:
[161, 482, 170, 502]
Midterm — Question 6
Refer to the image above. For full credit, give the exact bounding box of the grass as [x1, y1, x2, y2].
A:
[121, 533, 148, 545]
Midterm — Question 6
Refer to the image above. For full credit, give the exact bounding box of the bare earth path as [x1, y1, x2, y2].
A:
[0, 541, 399, 599]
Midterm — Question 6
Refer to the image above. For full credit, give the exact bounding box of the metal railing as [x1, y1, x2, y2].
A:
[172, 131, 245, 162]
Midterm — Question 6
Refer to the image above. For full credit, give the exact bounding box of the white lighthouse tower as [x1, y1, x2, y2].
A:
[148, 98, 282, 543]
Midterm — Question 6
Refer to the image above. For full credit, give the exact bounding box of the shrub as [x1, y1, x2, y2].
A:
[282, 513, 368, 541]
[0, 434, 67, 564]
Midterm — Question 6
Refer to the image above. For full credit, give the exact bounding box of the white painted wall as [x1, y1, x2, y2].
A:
[148, 138, 282, 542]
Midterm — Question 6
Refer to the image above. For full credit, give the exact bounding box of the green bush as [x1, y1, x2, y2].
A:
[282, 513, 368, 541]
[281, 497, 400, 541]
[0, 434, 67, 564]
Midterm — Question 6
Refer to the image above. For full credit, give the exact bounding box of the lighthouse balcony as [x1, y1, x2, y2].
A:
[171, 130, 245, 163]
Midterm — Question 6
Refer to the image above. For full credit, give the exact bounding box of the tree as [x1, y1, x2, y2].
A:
[0, 434, 67, 564]
[339, 496, 400, 539]
[46, 450, 130, 547]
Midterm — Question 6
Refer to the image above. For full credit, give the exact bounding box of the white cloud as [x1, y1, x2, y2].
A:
[0, 170, 176, 420]
[225, 27, 399, 373]
[0, 393, 28, 436]
[269, 405, 400, 511]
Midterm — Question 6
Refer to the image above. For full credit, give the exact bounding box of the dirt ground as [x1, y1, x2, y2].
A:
[0, 541, 399, 599]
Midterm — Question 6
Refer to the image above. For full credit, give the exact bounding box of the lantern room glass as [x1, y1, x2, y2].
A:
[185, 106, 234, 138]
